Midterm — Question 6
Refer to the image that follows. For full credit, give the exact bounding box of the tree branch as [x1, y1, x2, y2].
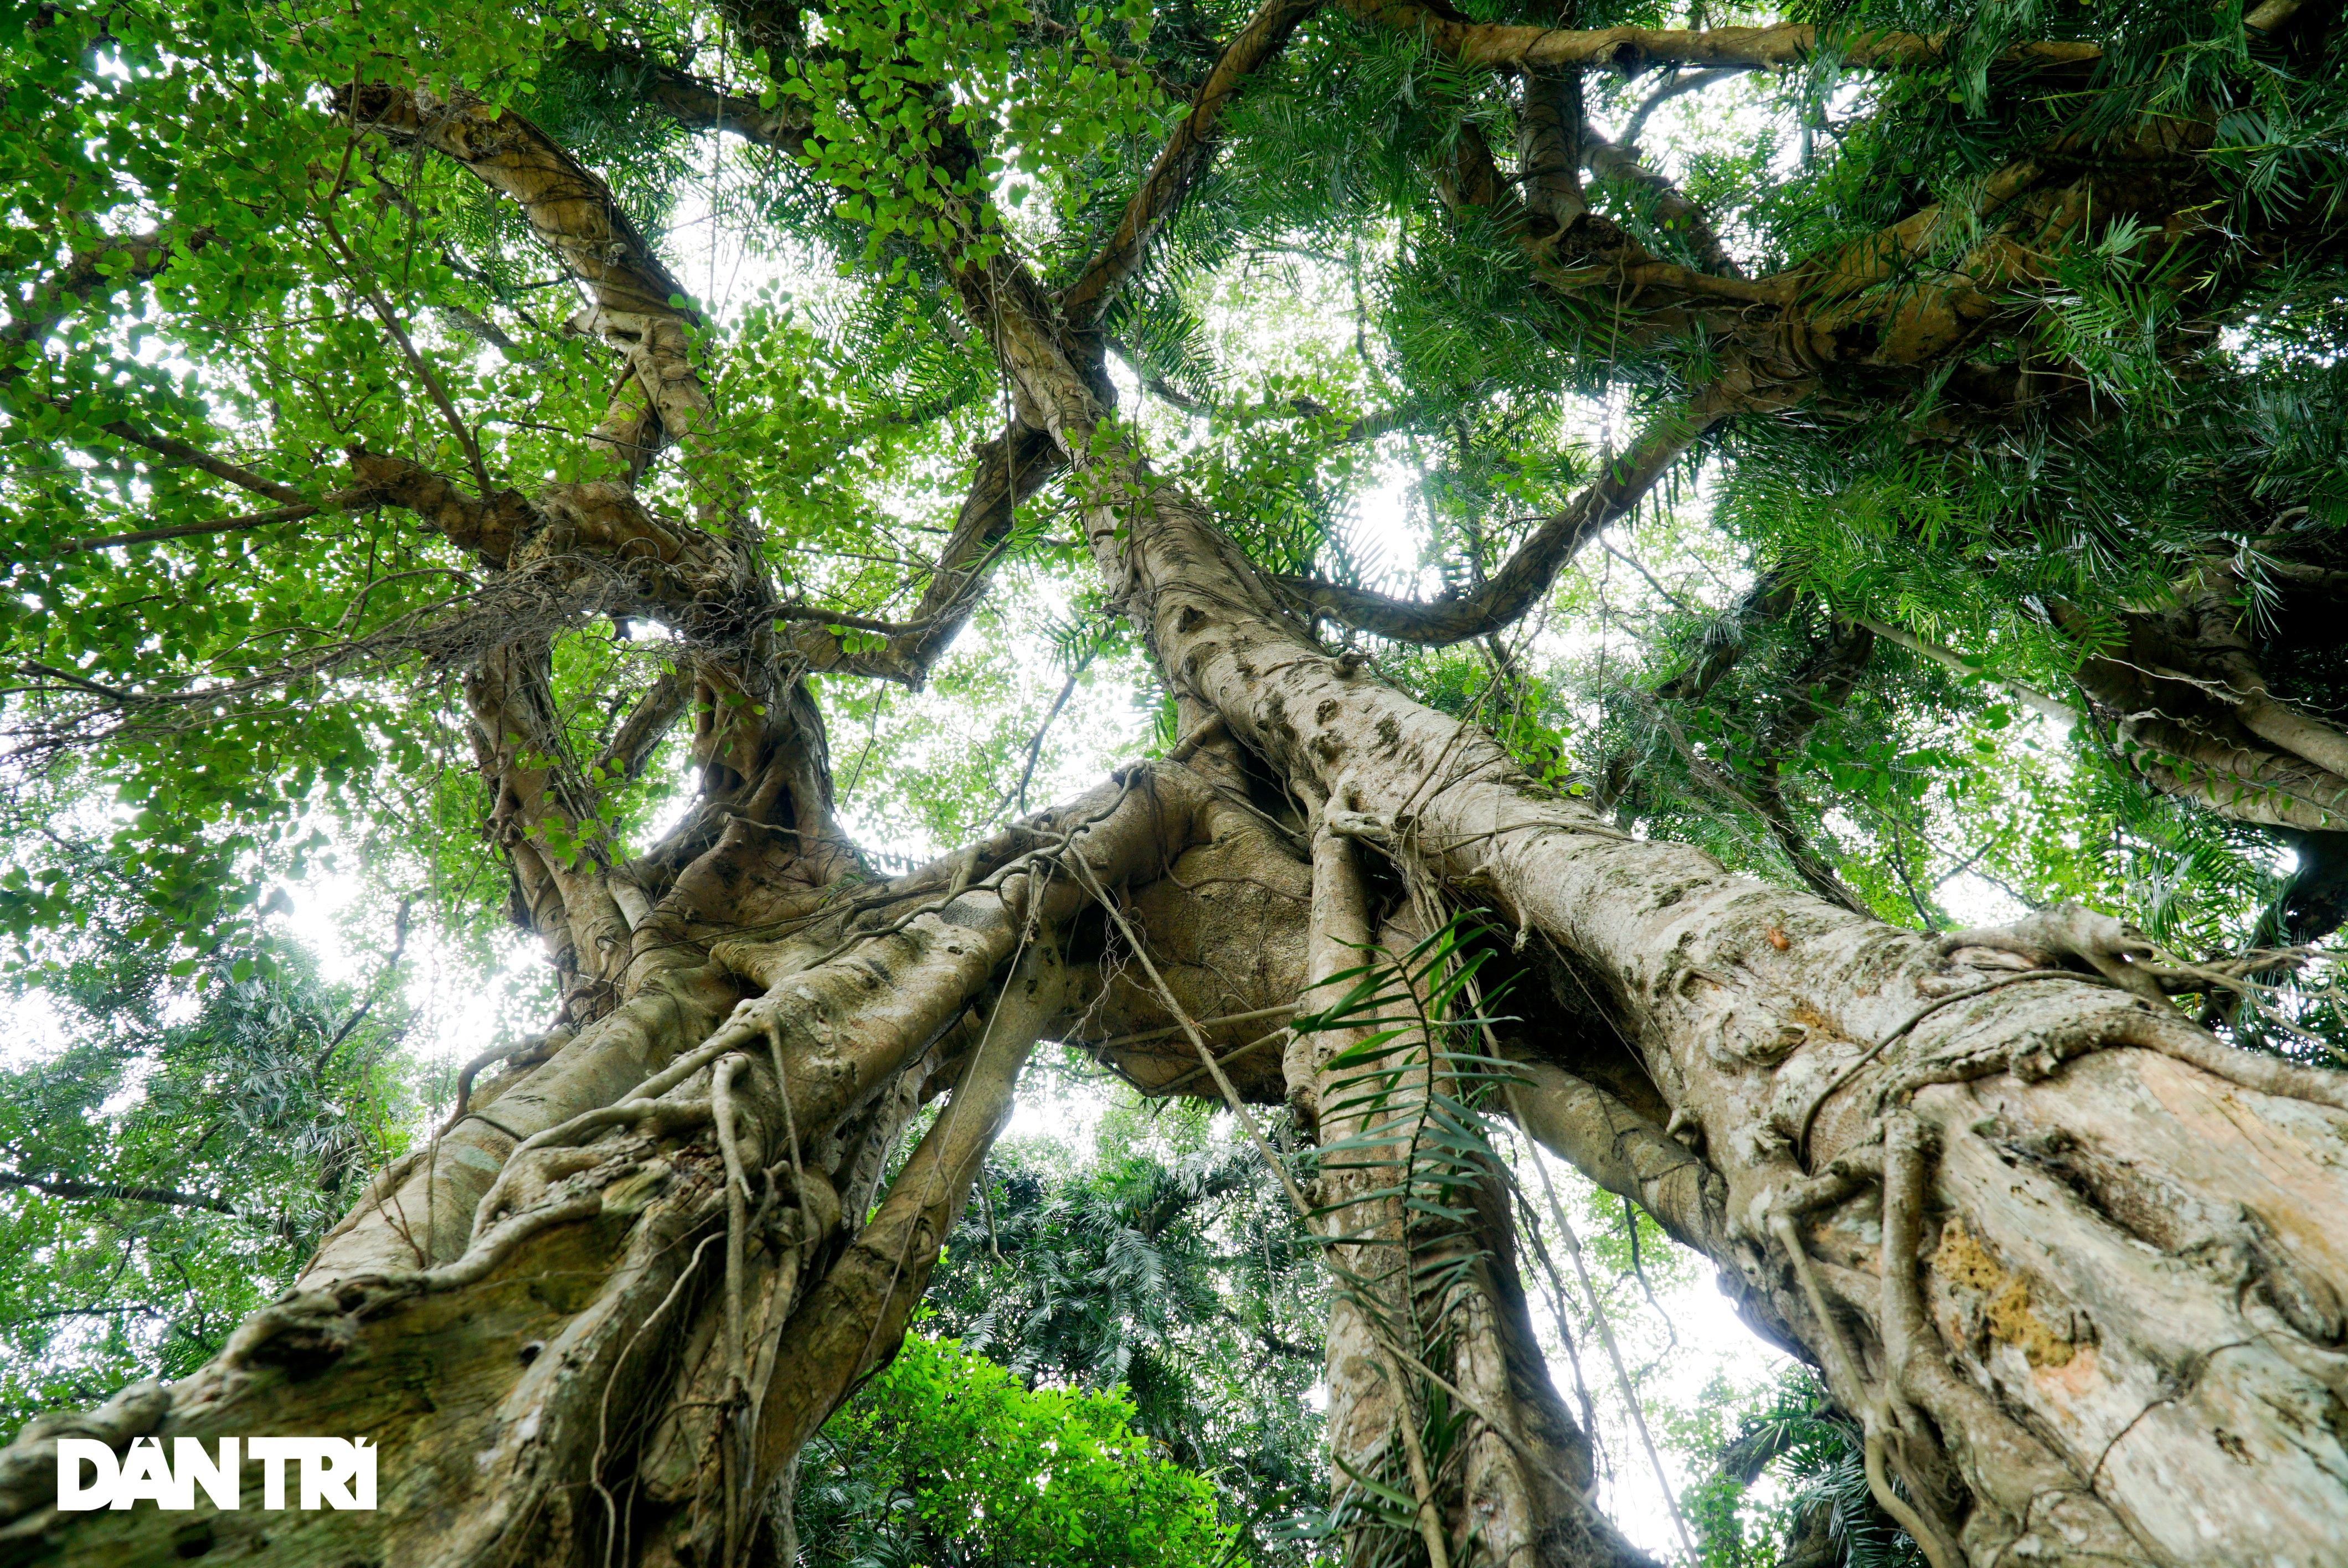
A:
[19, 403, 305, 506]
[1583, 130, 1743, 280]
[778, 423, 1067, 687]
[1279, 399, 1711, 644]
[0, 1171, 236, 1214]
[1618, 66, 1742, 148]
[346, 83, 711, 474]
[1515, 67, 1587, 233]
[1748, 620, 1875, 915]
[1060, 0, 1324, 326]
[1853, 615, 2074, 726]
[1338, 3, 2104, 73]
[579, 46, 815, 157]
[3, 229, 215, 350]
[51, 499, 348, 554]
[593, 669, 692, 786]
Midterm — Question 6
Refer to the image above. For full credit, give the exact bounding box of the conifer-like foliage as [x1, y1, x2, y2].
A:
[4, 0, 2347, 1562]
[5, 0, 2342, 1012]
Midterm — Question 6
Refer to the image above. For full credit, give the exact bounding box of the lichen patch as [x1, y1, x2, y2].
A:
[1933, 1215, 2078, 1368]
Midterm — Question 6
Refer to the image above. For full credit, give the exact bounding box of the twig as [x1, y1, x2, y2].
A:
[317, 210, 495, 495]
[52, 500, 341, 554]
[1507, 1086, 1698, 1562]
[1599, 536, 1700, 618]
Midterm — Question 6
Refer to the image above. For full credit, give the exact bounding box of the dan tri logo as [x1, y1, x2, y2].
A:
[56, 1437, 378, 1511]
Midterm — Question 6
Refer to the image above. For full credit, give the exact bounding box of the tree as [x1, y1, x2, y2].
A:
[1, 0, 2345, 1564]
[793, 1330, 1231, 1568]
[919, 1105, 1329, 1555]
[0, 876, 416, 1429]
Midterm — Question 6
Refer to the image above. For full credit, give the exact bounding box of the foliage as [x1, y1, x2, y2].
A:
[1678, 1368, 1923, 1568]
[0, 905, 414, 1433]
[794, 1330, 1234, 1568]
[4, 0, 2348, 1552]
[921, 1095, 1327, 1565]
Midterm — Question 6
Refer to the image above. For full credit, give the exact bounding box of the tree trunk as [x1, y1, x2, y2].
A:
[0, 763, 1306, 1566]
[13, 141, 2348, 1568]
[12, 333, 2348, 1568]
[970, 253, 2348, 1565]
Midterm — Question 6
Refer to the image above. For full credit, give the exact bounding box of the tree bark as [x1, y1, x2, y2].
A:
[0, 764, 1298, 1566]
[12, 19, 2348, 1568]
[967, 247, 2348, 1565]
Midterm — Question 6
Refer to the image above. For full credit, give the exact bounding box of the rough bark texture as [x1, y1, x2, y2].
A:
[0, 764, 1314, 1567]
[965, 239, 2348, 1562]
[9, 9, 2348, 1567]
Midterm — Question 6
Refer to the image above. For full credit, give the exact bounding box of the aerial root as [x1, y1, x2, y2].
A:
[712, 1053, 753, 1566]
[1765, 1118, 1968, 1568]
[2114, 1009, 2348, 1114]
[469, 1096, 713, 1239]
[1939, 902, 2174, 1005]
[437, 1026, 575, 1139]
[1875, 1115, 1973, 1568]
[1940, 901, 2335, 1055]
[0, 1378, 172, 1528]
[1765, 1200, 1961, 1568]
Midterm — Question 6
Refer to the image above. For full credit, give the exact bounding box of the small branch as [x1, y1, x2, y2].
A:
[3, 229, 216, 350]
[772, 605, 935, 637]
[579, 45, 813, 157]
[1598, 537, 1700, 617]
[50, 485, 386, 553]
[1854, 616, 2075, 728]
[317, 893, 420, 1069]
[318, 210, 495, 496]
[988, 632, 1106, 822]
[67, 415, 304, 505]
[1749, 620, 1876, 915]
[1583, 129, 1744, 280]
[1018, 16, 1199, 99]
[1060, 0, 1325, 326]
[1284, 399, 1713, 644]
[1619, 66, 1742, 147]
[0, 1170, 235, 1214]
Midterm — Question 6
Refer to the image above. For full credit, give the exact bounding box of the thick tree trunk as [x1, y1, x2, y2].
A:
[969, 257, 2348, 1565]
[13, 385, 2348, 1568]
[13, 188, 2348, 1568]
[0, 765, 1304, 1566]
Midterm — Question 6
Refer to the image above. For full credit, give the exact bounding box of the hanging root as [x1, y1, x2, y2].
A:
[1763, 1200, 1959, 1568]
[712, 1052, 754, 1568]
[1939, 902, 2173, 1004]
[1876, 1112, 2149, 1562]
[469, 1095, 714, 1238]
[1939, 900, 2328, 1028]
[2116, 1008, 2348, 1113]
[437, 1027, 575, 1138]
[1873, 1115, 1973, 1568]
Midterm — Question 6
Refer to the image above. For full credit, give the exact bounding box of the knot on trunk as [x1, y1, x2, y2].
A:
[1937, 900, 2169, 1004]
